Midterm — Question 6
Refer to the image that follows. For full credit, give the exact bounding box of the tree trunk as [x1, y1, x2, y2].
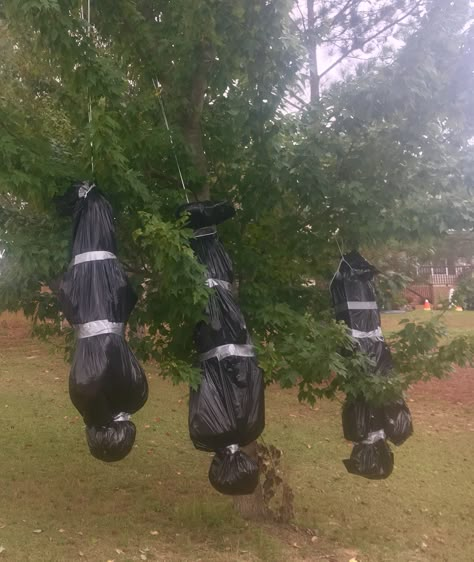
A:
[307, 0, 320, 102]
[179, 40, 269, 520]
[232, 441, 267, 520]
[181, 41, 215, 201]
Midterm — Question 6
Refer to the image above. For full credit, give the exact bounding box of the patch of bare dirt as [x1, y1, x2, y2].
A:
[410, 367, 474, 407]
[0, 311, 31, 342]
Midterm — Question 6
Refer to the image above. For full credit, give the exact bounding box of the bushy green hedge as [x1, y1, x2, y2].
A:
[452, 273, 474, 310]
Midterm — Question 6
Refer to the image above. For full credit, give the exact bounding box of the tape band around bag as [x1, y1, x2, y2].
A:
[206, 278, 232, 291]
[335, 301, 378, 312]
[113, 412, 131, 422]
[71, 251, 117, 267]
[226, 444, 239, 454]
[78, 181, 95, 199]
[199, 343, 255, 362]
[193, 226, 217, 238]
[351, 327, 384, 340]
[362, 429, 386, 445]
[74, 320, 125, 339]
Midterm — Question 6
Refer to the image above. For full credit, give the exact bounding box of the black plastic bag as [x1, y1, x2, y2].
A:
[208, 446, 259, 496]
[189, 355, 265, 452]
[342, 398, 383, 443]
[57, 181, 148, 462]
[344, 435, 394, 479]
[331, 251, 393, 375]
[383, 399, 413, 446]
[331, 251, 412, 478]
[179, 201, 265, 495]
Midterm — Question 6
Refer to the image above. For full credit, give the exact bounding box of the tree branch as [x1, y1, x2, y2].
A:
[331, 0, 358, 26]
[288, 88, 309, 108]
[180, 41, 216, 201]
[294, 0, 307, 34]
[285, 97, 306, 112]
[307, 0, 320, 102]
[318, 1, 424, 81]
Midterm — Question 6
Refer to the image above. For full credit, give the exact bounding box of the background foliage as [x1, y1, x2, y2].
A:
[1, 0, 474, 401]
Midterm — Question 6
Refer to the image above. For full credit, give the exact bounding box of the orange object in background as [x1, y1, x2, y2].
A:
[424, 299, 432, 311]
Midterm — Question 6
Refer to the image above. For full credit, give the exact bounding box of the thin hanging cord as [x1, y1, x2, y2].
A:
[152, 78, 189, 203]
[336, 237, 355, 272]
[329, 237, 354, 292]
[85, 0, 94, 175]
[335, 237, 344, 260]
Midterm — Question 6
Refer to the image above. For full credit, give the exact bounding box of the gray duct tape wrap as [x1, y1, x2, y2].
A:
[74, 320, 125, 339]
[335, 301, 378, 312]
[72, 251, 117, 267]
[362, 429, 386, 445]
[194, 226, 217, 238]
[113, 412, 131, 422]
[199, 343, 255, 362]
[350, 327, 384, 340]
[206, 278, 233, 291]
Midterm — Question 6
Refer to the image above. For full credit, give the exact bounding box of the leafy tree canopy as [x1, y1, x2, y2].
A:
[1, 0, 474, 401]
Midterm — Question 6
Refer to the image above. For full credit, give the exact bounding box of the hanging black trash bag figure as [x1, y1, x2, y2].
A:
[57, 182, 148, 462]
[177, 201, 265, 495]
[330, 251, 413, 479]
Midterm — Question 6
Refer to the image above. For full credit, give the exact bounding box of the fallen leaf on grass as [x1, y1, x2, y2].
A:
[0, 546, 6, 554]
[349, 558, 359, 562]
[150, 531, 159, 536]
[58, 529, 65, 533]
[115, 548, 124, 555]
[140, 556, 147, 561]
[32, 529, 43, 534]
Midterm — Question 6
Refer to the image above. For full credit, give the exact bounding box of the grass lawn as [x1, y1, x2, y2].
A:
[381, 309, 474, 338]
[0, 312, 473, 562]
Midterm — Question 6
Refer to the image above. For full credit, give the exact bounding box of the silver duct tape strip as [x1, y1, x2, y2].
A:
[199, 343, 255, 362]
[74, 320, 125, 339]
[113, 412, 131, 422]
[72, 251, 117, 267]
[362, 429, 386, 445]
[335, 301, 378, 312]
[194, 226, 217, 238]
[78, 181, 95, 199]
[351, 327, 384, 340]
[226, 444, 239, 454]
[206, 278, 232, 291]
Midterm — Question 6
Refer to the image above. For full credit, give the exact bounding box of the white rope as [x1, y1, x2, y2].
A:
[82, 0, 94, 174]
[152, 78, 189, 203]
[329, 238, 357, 293]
